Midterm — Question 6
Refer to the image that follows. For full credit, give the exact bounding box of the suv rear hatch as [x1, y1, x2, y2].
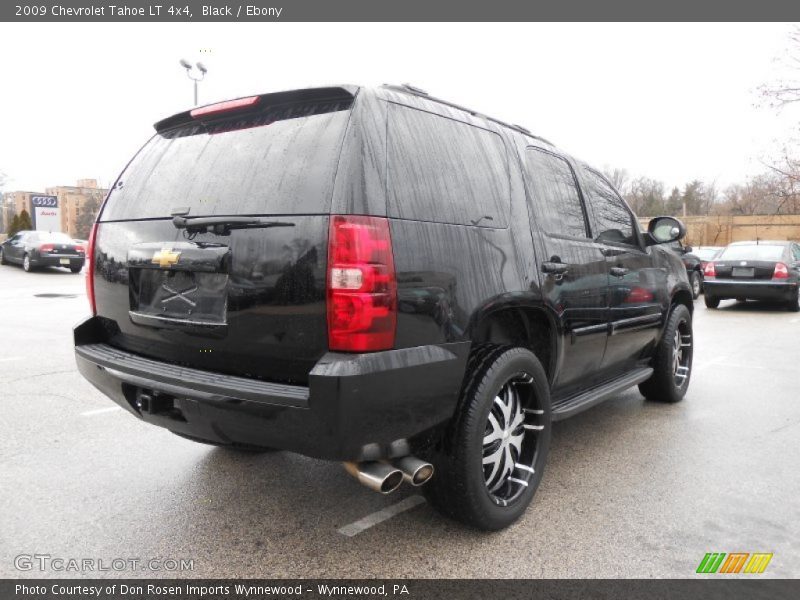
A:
[92, 87, 357, 385]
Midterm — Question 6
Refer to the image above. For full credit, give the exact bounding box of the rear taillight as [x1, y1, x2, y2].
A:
[39, 243, 54, 252]
[75, 245, 85, 254]
[327, 215, 396, 352]
[703, 261, 716, 278]
[773, 262, 789, 279]
[86, 223, 98, 315]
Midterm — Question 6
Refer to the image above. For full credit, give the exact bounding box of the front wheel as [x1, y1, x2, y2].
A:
[638, 303, 693, 403]
[788, 289, 800, 313]
[424, 346, 551, 530]
[690, 271, 702, 299]
[704, 294, 720, 309]
[0, 248, 6, 265]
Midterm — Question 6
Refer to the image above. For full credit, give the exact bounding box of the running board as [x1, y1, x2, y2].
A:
[551, 367, 653, 421]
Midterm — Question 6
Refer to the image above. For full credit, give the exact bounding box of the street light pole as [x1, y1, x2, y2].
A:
[179, 59, 208, 106]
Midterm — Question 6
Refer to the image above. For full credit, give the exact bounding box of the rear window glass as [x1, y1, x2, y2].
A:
[36, 232, 73, 243]
[386, 104, 509, 227]
[719, 244, 785, 261]
[100, 100, 353, 221]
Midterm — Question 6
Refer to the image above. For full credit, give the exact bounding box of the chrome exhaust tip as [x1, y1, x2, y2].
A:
[343, 461, 404, 494]
[391, 456, 434, 486]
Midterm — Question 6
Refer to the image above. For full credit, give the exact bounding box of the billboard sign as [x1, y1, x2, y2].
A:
[31, 195, 61, 232]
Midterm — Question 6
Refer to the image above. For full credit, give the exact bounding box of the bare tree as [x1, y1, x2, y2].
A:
[760, 27, 800, 108]
[602, 166, 629, 195]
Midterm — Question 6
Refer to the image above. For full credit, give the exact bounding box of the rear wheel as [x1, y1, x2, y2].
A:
[638, 303, 693, 403]
[22, 253, 33, 272]
[704, 294, 720, 309]
[424, 346, 551, 530]
[70, 265, 82, 274]
[689, 271, 701, 299]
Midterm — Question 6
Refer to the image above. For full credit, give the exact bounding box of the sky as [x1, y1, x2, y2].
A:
[1, 22, 799, 193]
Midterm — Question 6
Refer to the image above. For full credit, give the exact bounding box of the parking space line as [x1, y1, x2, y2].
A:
[81, 406, 123, 417]
[337, 495, 426, 537]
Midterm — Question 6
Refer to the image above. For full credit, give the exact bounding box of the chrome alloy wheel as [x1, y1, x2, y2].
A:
[482, 373, 544, 505]
[672, 322, 692, 387]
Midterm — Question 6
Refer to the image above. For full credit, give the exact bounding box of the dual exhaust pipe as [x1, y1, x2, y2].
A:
[344, 457, 434, 494]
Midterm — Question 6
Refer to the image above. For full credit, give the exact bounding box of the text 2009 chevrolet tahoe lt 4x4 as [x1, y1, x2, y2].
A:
[74, 84, 693, 530]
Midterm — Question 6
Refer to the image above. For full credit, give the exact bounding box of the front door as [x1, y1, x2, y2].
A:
[579, 167, 663, 376]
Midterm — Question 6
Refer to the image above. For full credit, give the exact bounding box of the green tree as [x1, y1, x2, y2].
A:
[7, 214, 21, 237]
[665, 187, 683, 215]
[17, 209, 33, 231]
[75, 195, 101, 239]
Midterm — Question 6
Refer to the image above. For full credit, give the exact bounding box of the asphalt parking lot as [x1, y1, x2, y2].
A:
[1, 263, 798, 579]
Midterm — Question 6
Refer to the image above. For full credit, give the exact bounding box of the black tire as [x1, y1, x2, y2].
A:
[689, 271, 701, 300]
[704, 294, 720, 309]
[638, 303, 693, 403]
[0, 248, 6, 265]
[170, 431, 276, 453]
[22, 253, 33, 272]
[70, 266, 82, 274]
[424, 346, 551, 531]
[788, 289, 800, 313]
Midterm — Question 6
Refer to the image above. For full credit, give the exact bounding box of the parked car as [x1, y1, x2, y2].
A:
[703, 240, 800, 311]
[0, 230, 85, 273]
[666, 240, 704, 298]
[692, 246, 724, 270]
[73, 85, 694, 530]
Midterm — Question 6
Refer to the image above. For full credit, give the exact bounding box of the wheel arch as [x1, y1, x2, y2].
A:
[467, 300, 559, 384]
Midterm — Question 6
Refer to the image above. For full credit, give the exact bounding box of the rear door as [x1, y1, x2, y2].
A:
[579, 167, 663, 376]
[93, 89, 357, 385]
[522, 146, 609, 398]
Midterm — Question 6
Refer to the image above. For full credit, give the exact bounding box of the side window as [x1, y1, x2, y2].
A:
[524, 148, 588, 239]
[387, 104, 509, 227]
[582, 168, 637, 247]
[793, 244, 800, 261]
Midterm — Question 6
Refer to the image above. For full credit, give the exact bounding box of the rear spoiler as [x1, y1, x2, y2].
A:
[153, 85, 360, 133]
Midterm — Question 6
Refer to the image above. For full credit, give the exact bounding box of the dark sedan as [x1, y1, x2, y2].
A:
[0, 230, 86, 273]
[703, 241, 800, 311]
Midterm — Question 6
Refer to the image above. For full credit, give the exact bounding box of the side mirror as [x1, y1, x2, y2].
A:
[684, 246, 693, 253]
[647, 216, 686, 245]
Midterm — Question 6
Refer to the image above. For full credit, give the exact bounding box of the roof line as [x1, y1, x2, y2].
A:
[381, 84, 554, 146]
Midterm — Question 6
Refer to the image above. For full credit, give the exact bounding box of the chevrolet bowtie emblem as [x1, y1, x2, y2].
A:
[152, 247, 181, 268]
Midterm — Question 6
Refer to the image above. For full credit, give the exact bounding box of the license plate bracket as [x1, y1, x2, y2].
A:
[59, 258, 70, 265]
[129, 269, 228, 325]
[732, 267, 754, 277]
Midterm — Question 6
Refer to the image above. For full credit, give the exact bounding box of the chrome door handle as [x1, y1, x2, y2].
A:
[541, 262, 569, 275]
[610, 267, 629, 277]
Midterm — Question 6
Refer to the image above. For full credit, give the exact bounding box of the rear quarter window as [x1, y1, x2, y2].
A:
[386, 104, 510, 227]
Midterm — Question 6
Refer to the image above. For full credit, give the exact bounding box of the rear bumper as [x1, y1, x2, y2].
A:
[33, 254, 85, 268]
[74, 317, 468, 461]
[703, 279, 797, 301]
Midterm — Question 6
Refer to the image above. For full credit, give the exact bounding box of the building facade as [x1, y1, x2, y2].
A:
[3, 180, 108, 238]
[45, 179, 108, 239]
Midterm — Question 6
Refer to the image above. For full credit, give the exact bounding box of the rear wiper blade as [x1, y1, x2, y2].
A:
[171, 215, 295, 236]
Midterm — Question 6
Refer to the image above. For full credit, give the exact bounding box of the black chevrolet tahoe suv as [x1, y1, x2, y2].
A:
[74, 85, 694, 530]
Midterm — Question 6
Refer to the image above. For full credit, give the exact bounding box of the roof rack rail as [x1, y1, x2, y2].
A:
[400, 83, 429, 95]
[381, 84, 554, 146]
